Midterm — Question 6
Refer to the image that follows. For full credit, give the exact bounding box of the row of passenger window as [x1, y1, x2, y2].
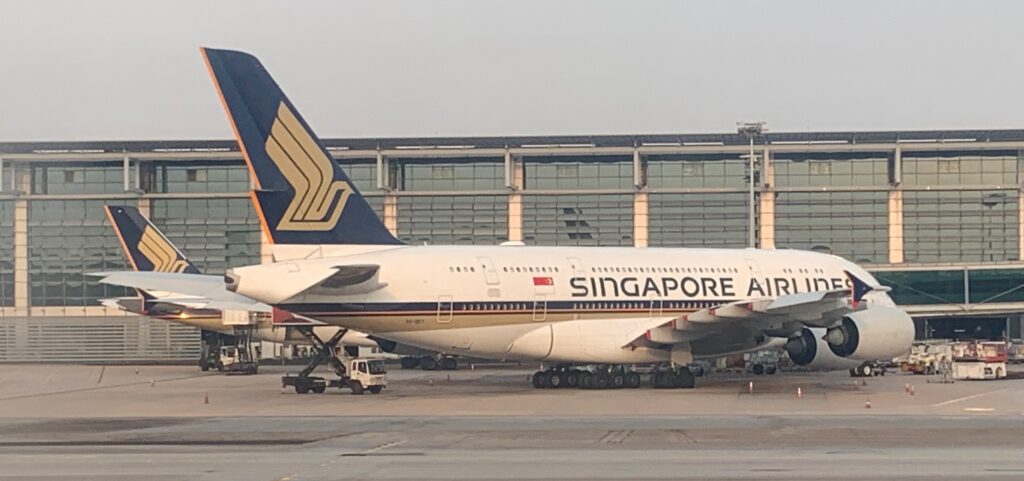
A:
[590, 266, 740, 275]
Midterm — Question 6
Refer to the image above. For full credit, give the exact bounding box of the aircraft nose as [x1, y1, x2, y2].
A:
[224, 269, 240, 292]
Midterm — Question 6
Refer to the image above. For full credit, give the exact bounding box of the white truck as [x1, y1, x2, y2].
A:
[282, 357, 387, 395]
[951, 341, 1008, 381]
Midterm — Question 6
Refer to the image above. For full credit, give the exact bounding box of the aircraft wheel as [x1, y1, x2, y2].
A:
[610, 372, 625, 389]
[861, 364, 872, 377]
[532, 371, 547, 389]
[676, 369, 696, 389]
[546, 371, 564, 389]
[752, 363, 764, 375]
[420, 357, 438, 371]
[765, 365, 777, 375]
[594, 373, 609, 389]
[440, 357, 458, 371]
[565, 370, 580, 388]
[400, 357, 419, 369]
[653, 371, 668, 389]
[579, 372, 595, 389]
[625, 371, 641, 388]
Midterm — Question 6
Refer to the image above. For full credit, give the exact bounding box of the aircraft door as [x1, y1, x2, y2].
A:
[436, 295, 453, 324]
[532, 300, 547, 321]
[648, 299, 663, 318]
[567, 257, 586, 278]
[744, 258, 762, 276]
[478, 257, 500, 285]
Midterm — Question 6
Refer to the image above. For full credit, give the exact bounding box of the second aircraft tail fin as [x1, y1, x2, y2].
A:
[104, 205, 201, 275]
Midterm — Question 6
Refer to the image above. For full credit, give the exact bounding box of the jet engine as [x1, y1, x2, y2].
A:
[824, 306, 914, 360]
[784, 328, 860, 370]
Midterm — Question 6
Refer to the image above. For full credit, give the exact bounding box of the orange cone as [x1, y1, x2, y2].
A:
[204, 392, 209, 405]
[864, 398, 872, 409]
[748, 381, 753, 394]
[904, 383, 910, 393]
[797, 387, 803, 399]
[909, 385, 915, 396]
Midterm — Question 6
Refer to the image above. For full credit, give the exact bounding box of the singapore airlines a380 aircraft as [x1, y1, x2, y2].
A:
[109, 48, 915, 390]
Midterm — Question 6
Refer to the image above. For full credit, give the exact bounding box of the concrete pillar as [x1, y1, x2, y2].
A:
[634, 191, 649, 247]
[13, 164, 29, 316]
[758, 149, 774, 249]
[888, 189, 905, 264]
[384, 195, 398, 235]
[136, 198, 152, 218]
[507, 155, 525, 242]
[1019, 198, 1024, 263]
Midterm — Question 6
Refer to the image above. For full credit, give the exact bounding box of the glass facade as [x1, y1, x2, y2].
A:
[648, 193, 749, 248]
[522, 194, 633, 246]
[773, 153, 890, 187]
[903, 190, 1019, 263]
[0, 201, 13, 306]
[871, 267, 1024, 306]
[647, 155, 748, 189]
[525, 156, 633, 190]
[775, 192, 889, 263]
[32, 163, 124, 195]
[396, 159, 503, 191]
[397, 195, 508, 245]
[338, 159, 377, 192]
[150, 199, 261, 274]
[150, 161, 249, 193]
[902, 151, 1018, 186]
[28, 200, 130, 306]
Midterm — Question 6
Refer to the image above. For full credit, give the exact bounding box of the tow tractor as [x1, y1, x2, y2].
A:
[281, 328, 387, 395]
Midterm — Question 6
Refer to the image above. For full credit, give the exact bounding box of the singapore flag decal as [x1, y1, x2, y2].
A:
[533, 276, 555, 295]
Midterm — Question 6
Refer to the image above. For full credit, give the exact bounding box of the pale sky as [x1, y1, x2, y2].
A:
[1, 0, 1023, 141]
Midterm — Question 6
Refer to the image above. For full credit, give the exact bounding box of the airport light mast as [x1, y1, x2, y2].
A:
[737, 121, 766, 248]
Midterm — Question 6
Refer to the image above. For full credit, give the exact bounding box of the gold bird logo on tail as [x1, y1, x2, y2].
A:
[138, 227, 190, 273]
[265, 102, 351, 231]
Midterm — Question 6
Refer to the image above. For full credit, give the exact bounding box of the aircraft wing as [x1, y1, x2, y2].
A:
[90, 271, 255, 304]
[227, 264, 387, 304]
[673, 270, 890, 334]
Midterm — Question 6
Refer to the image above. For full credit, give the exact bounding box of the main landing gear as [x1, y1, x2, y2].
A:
[531, 364, 696, 390]
[399, 354, 459, 371]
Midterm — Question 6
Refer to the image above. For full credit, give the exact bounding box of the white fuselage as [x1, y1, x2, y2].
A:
[229, 245, 892, 363]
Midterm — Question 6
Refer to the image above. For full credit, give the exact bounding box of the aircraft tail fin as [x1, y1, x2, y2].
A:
[200, 47, 402, 246]
[104, 205, 202, 275]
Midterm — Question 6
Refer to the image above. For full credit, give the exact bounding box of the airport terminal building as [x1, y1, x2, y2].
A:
[2, 129, 1024, 361]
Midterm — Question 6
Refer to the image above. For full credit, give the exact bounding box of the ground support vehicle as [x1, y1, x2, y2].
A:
[280, 328, 387, 394]
[951, 341, 1008, 381]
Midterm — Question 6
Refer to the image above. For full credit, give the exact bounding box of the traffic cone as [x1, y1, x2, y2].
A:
[864, 398, 872, 409]
[150, 380, 155, 387]
[909, 385, 916, 396]
[797, 387, 803, 399]
[748, 381, 754, 394]
[203, 392, 209, 405]
[904, 383, 910, 393]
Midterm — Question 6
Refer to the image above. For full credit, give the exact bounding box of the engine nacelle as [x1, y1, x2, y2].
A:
[785, 328, 861, 370]
[824, 306, 914, 361]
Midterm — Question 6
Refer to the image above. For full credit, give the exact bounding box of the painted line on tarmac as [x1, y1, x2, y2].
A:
[0, 373, 214, 402]
[932, 389, 1008, 407]
[963, 407, 995, 412]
